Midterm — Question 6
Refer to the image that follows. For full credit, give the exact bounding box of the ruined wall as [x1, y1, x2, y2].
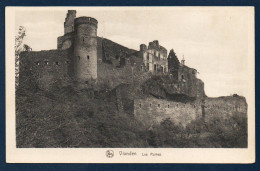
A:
[134, 95, 247, 128]
[19, 49, 72, 90]
[140, 40, 168, 73]
[100, 37, 136, 66]
[95, 37, 147, 89]
[204, 96, 247, 121]
[178, 65, 205, 98]
[115, 84, 135, 115]
[64, 10, 76, 34]
[57, 32, 74, 50]
[142, 73, 205, 100]
[134, 97, 202, 127]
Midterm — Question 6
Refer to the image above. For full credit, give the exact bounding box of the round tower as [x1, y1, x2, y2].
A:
[73, 17, 98, 81]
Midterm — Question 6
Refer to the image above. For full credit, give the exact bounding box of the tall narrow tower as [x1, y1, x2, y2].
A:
[64, 10, 76, 34]
[73, 17, 98, 81]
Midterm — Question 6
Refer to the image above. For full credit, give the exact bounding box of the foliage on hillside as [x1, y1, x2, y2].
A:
[148, 115, 247, 148]
[16, 79, 247, 148]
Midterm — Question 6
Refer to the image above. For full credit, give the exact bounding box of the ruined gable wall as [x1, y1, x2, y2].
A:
[96, 37, 146, 89]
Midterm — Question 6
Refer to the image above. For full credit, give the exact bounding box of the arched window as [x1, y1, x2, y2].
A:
[158, 104, 160, 108]
[87, 56, 90, 60]
[82, 37, 85, 42]
[181, 75, 184, 80]
[139, 103, 141, 108]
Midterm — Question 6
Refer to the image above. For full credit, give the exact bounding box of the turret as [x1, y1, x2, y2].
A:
[181, 55, 185, 65]
[73, 17, 98, 81]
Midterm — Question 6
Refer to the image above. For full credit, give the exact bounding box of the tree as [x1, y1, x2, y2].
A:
[167, 49, 180, 79]
[15, 26, 32, 87]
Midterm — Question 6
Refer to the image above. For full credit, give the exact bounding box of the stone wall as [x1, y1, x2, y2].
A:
[134, 97, 202, 127]
[178, 65, 205, 98]
[134, 95, 247, 128]
[64, 10, 76, 34]
[57, 32, 74, 50]
[19, 49, 72, 90]
[204, 96, 247, 121]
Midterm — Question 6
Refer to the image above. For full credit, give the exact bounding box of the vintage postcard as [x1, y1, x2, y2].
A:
[6, 7, 255, 163]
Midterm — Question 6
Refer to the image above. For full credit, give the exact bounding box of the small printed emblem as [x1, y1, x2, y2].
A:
[106, 150, 114, 158]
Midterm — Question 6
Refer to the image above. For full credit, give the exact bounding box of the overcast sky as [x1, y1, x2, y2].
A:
[15, 7, 254, 98]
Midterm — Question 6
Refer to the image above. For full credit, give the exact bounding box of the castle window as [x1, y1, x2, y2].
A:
[87, 56, 90, 60]
[141, 65, 143, 71]
[78, 56, 80, 61]
[177, 103, 178, 108]
[139, 103, 141, 108]
[147, 54, 149, 60]
[181, 75, 184, 80]
[154, 51, 156, 56]
[44, 61, 49, 65]
[82, 37, 85, 42]
[158, 104, 160, 108]
[150, 104, 151, 107]
[194, 105, 196, 108]
[35, 61, 40, 65]
[55, 61, 59, 65]
[159, 53, 160, 59]
[66, 61, 70, 64]
[168, 105, 169, 108]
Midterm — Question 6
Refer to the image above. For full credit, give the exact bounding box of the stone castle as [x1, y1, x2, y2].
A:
[19, 10, 247, 127]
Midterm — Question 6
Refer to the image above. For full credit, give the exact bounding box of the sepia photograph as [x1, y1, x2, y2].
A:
[6, 7, 255, 163]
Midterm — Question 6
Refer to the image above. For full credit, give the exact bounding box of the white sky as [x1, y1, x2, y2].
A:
[15, 7, 254, 98]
